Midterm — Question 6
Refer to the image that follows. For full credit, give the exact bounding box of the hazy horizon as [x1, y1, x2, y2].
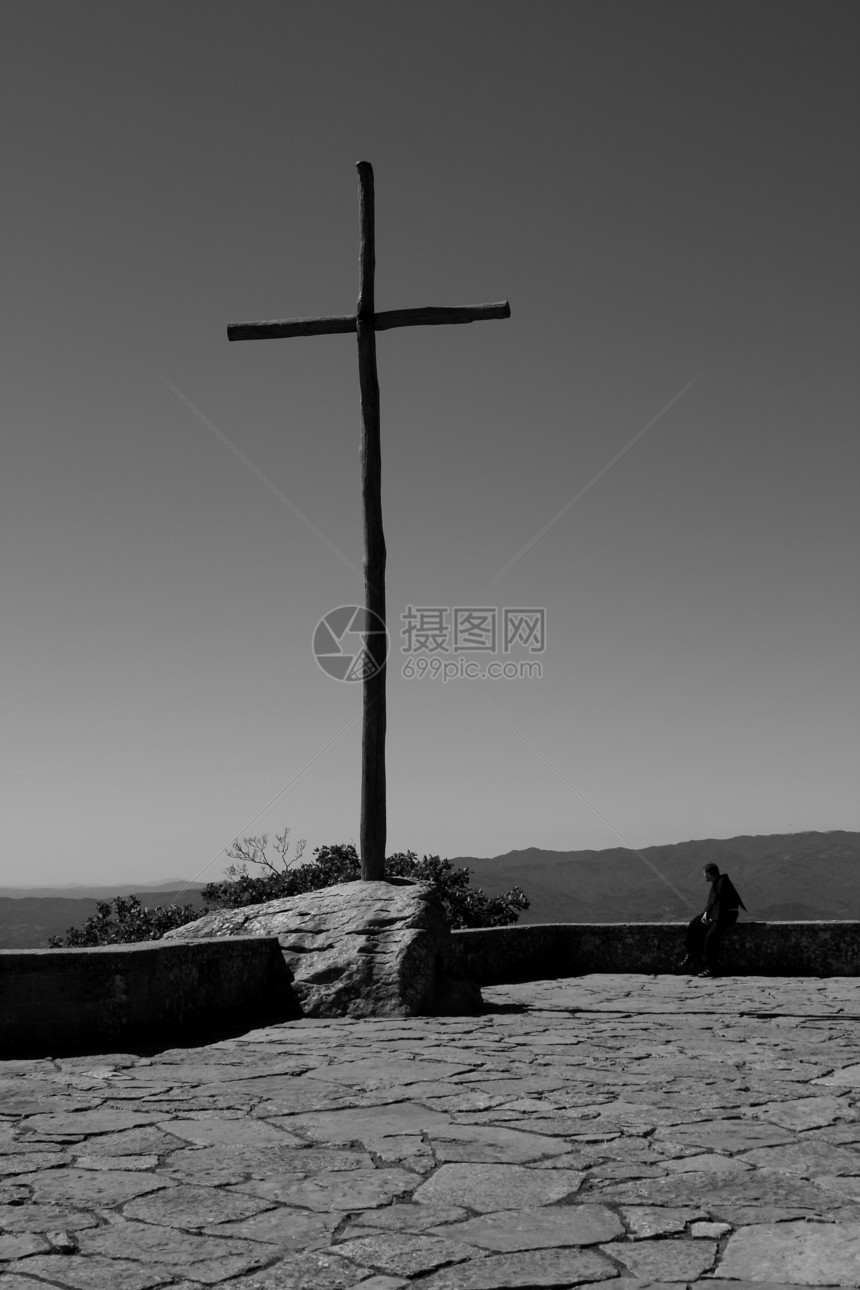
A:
[1, 826, 856, 895]
[2, 2, 858, 887]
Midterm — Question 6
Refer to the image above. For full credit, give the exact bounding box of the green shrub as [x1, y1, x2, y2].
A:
[202, 841, 529, 930]
[47, 895, 202, 948]
[49, 833, 530, 945]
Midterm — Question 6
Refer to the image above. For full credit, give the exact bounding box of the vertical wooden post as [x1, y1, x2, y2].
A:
[356, 161, 387, 881]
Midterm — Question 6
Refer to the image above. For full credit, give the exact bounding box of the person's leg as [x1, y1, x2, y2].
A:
[703, 921, 724, 974]
[702, 911, 738, 975]
[683, 915, 705, 966]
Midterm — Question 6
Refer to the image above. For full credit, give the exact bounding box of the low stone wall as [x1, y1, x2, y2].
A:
[3, 921, 857, 1060]
[0, 936, 297, 1058]
[449, 921, 860, 984]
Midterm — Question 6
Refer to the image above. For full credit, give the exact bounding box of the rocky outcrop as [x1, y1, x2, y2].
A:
[163, 880, 482, 1018]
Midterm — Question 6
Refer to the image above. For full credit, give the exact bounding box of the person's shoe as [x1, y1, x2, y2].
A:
[697, 969, 719, 978]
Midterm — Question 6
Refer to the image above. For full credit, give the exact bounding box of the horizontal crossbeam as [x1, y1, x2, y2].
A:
[228, 301, 510, 342]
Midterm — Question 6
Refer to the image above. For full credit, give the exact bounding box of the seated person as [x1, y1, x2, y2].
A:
[681, 864, 746, 978]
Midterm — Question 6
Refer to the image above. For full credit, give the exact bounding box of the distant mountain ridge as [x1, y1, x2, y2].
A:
[0, 879, 205, 899]
[451, 830, 860, 925]
[1, 831, 856, 948]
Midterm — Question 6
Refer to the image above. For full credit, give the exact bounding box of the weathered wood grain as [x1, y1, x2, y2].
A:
[227, 302, 510, 342]
[356, 162, 387, 882]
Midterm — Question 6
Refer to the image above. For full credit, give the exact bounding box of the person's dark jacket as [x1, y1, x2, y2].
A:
[705, 873, 746, 922]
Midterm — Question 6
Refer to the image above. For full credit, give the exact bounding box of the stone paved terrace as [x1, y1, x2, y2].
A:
[1, 974, 858, 1289]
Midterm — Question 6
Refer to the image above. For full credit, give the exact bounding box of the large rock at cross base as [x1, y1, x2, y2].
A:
[163, 880, 482, 1019]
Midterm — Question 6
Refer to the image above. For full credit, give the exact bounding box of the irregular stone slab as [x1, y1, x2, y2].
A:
[0, 1202, 100, 1233]
[715, 1220, 860, 1284]
[65, 1126, 186, 1158]
[653, 1119, 794, 1153]
[661, 1152, 750, 1175]
[601, 1237, 718, 1280]
[349, 1202, 471, 1233]
[203, 1207, 339, 1250]
[123, 1181, 273, 1228]
[427, 1123, 572, 1165]
[0, 1274, 57, 1290]
[276, 1101, 451, 1144]
[430, 1204, 624, 1251]
[749, 1095, 852, 1130]
[816, 1174, 860, 1200]
[17, 1109, 163, 1138]
[76, 1153, 160, 1170]
[0, 1151, 68, 1174]
[588, 1162, 668, 1181]
[619, 1206, 704, 1238]
[815, 1064, 860, 1085]
[7, 1253, 172, 1289]
[739, 1140, 860, 1176]
[414, 1246, 616, 1288]
[585, 1136, 682, 1164]
[331, 1231, 479, 1277]
[130, 1059, 310, 1086]
[0, 1129, 59, 1154]
[167, 1144, 371, 1184]
[414, 1163, 583, 1212]
[238, 1166, 418, 1211]
[356, 1280, 410, 1290]
[361, 1133, 436, 1174]
[214, 1073, 356, 1112]
[0, 1096, 105, 1118]
[801, 1123, 860, 1147]
[164, 880, 481, 1017]
[0, 1231, 50, 1259]
[159, 1117, 303, 1148]
[399, 1089, 504, 1114]
[692, 1219, 732, 1237]
[192, 1248, 369, 1289]
[13, 1166, 170, 1206]
[535, 1150, 606, 1172]
[598, 1167, 860, 1222]
[77, 1219, 268, 1281]
[588, 1102, 700, 1130]
[45, 1231, 80, 1254]
[446, 1075, 568, 1097]
[577, 1282, 697, 1290]
[305, 1055, 476, 1087]
[493, 1116, 612, 1141]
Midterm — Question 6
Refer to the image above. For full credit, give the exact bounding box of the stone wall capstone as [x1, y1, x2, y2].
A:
[449, 920, 860, 983]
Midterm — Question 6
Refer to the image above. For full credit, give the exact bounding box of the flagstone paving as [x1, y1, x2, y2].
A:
[1, 973, 858, 1288]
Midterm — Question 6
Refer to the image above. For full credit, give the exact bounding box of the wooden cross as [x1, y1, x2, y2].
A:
[228, 162, 510, 881]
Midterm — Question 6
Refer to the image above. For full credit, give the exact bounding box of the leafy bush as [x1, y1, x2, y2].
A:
[202, 840, 529, 930]
[47, 895, 202, 948]
[48, 831, 530, 945]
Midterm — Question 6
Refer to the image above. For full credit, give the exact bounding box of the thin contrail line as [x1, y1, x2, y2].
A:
[486, 374, 701, 589]
[483, 698, 696, 910]
[174, 709, 361, 899]
[160, 375, 362, 581]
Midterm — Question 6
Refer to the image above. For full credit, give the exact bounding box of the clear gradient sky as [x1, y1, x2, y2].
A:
[2, 1, 858, 887]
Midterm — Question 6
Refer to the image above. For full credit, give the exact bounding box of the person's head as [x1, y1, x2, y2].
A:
[703, 864, 720, 882]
